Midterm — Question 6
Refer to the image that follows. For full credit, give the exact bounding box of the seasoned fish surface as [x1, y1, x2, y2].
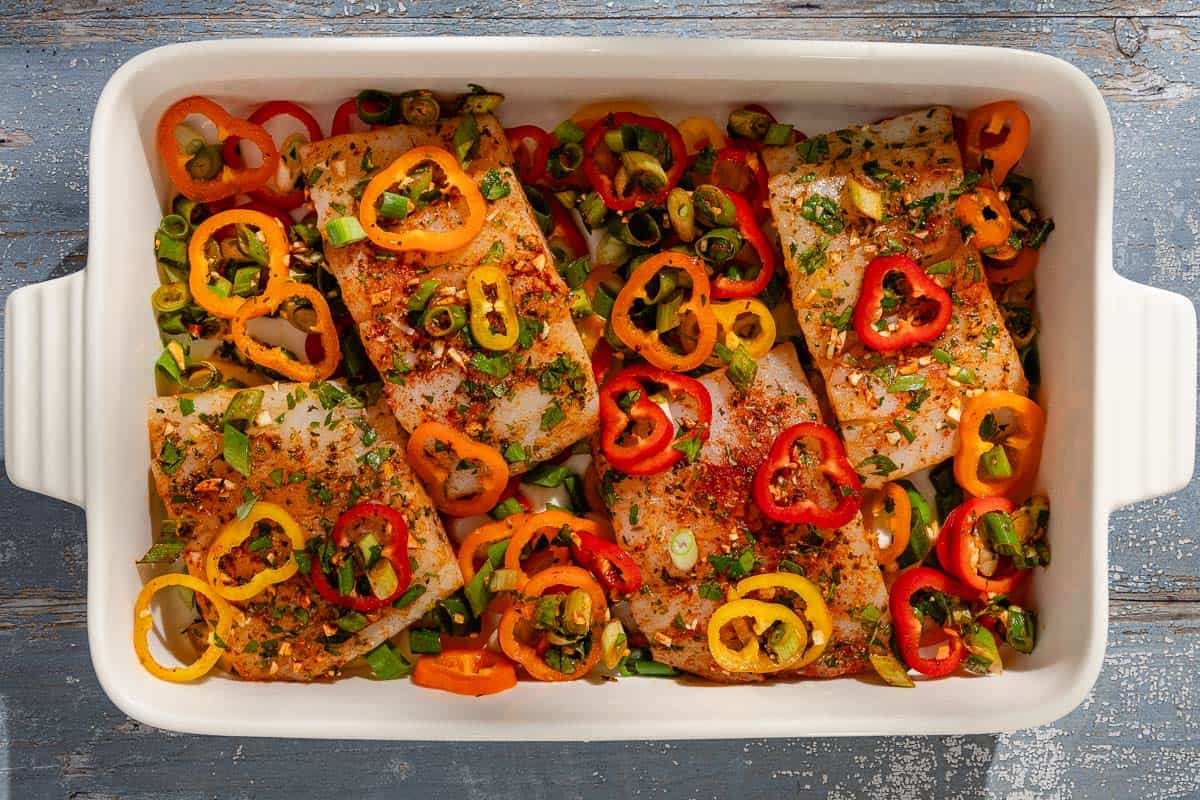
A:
[301, 115, 598, 470]
[147, 383, 460, 681]
[595, 345, 887, 682]
[764, 107, 1026, 487]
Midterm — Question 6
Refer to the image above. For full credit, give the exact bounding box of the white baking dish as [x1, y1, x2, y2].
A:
[5, 37, 1195, 740]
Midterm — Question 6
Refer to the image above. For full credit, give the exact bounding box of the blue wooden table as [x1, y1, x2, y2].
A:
[1, 3, 1197, 798]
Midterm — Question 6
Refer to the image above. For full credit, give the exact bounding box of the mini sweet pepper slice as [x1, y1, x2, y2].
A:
[752, 422, 862, 528]
[852, 254, 952, 353]
[156, 95, 280, 202]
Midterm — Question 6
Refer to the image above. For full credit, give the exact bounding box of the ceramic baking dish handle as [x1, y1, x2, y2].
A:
[1104, 275, 1197, 510]
[4, 270, 87, 507]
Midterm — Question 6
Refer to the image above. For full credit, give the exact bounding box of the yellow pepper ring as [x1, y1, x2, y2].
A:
[133, 573, 236, 683]
[358, 145, 487, 253]
[733, 573, 834, 668]
[205, 501, 307, 602]
[711, 298, 777, 359]
[707, 598, 808, 674]
[187, 209, 291, 319]
[569, 100, 658, 126]
[467, 265, 520, 351]
[677, 116, 727, 154]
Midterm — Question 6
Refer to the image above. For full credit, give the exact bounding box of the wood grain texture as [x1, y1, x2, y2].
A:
[0, 3, 1197, 798]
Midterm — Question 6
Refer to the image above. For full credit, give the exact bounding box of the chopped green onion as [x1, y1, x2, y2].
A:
[622, 658, 680, 678]
[137, 538, 185, 564]
[620, 150, 667, 190]
[158, 213, 190, 240]
[236, 224, 269, 266]
[1004, 606, 1036, 653]
[157, 311, 186, 336]
[422, 303, 467, 337]
[364, 643, 413, 680]
[955, 367, 977, 385]
[291, 222, 321, 248]
[464, 559, 495, 617]
[655, 291, 684, 334]
[490, 568, 519, 593]
[554, 118, 586, 144]
[925, 259, 955, 275]
[869, 653, 915, 687]
[669, 528, 698, 571]
[887, 374, 927, 394]
[222, 423, 250, 477]
[858, 454, 899, 477]
[173, 195, 208, 226]
[560, 256, 591, 290]
[185, 144, 223, 181]
[408, 628, 442, 655]
[667, 187, 697, 242]
[762, 122, 794, 146]
[459, 87, 504, 115]
[964, 624, 1003, 675]
[336, 611, 368, 633]
[479, 169, 511, 201]
[931, 348, 953, 365]
[695, 227, 742, 263]
[407, 279, 440, 312]
[980, 445, 1013, 479]
[231, 266, 261, 297]
[527, 462, 570, 487]
[154, 342, 185, 384]
[183, 361, 221, 392]
[490, 497, 524, 520]
[208, 275, 232, 298]
[693, 184, 736, 226]
[221, 389, 264, 428]
[155, 234, 187, 265]
[378, 191, 411, 220]
[399, 89, 439, 126]
[982, 510, 1020, 555]
[594, 231, 631, 268]
[727, 108, 772, 140]
[593, 285, 616, 319]
[726, 345, 757, 390]
[325, 216, 366, 248]
[601, 620, 629, 669]
[503, 441, 527, 464]
[393, 583, 427, 609]
[766, 622, 803, 663]
[356, 89, 396, 125]
[151, 283, 190, 314]
[577, 191, 608, 230]
[453, 113, 480, 164]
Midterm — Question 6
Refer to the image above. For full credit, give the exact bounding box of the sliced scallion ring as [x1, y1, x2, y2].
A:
[152, 282, 191, 314]
[158, 213, 190, 240]
[669, 528, 698, 571]
[182, 361, 222, 392]
[356, 89, 396, 125]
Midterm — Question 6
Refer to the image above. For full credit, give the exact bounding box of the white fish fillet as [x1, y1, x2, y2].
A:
[301, 115, 598, 471]
[594, 345, 887, 682]
[764, 107, 1026, 488]
[147, 383, 460, 681]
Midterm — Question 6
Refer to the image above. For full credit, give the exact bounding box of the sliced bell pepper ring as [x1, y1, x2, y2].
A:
[570, 530, 643, 598]
[457, 514, 527, 582]
[852, 254, 953, 353]
[330, 98, 358, 137]
[505, 510, 607, 589]
[466, 265, 521, 351]
[221, 100, 324, 210]
[359, 145, 487, 253]
[711, 298, 777, 359]
[985, 246, 1038, 285]
[133, 573, 237, 683]
[156, 95, 280, 202]
[962, 101, 1030, 187]
[205, 501, 307, 602]
[955, 390, 1045, 501]
[188, 208, 292, 319]
[677, 116, 727, 154]
[569, 100, 658, 126]
[582, 112, 687, 212]
[413, 648, 518, 696]
[865, 482, 913, 566]
[231, 281, 341, 381]
[406, 422, 510, 517]
[707, 598, 808, 673]
[498, 565, 607, 682]
[590, 338, 616, 384]
[752, 422, 862, 528]
[610, 251, 718, 372]
[711, 187, 775, 299]
[309, 503, 413, 612]
[505, 125, 552, 185]
[889, 566, 970, 677]
[941, 496, 1026, 594]
[598, 363, 714, 475]
[705, 147, 771, 222]
[732, 573, 833, 668]
[230, 201, 295, 236]
[955, 187, 1014, 251]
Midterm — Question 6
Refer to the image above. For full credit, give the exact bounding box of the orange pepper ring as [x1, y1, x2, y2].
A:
[610, 251, 717, 372]
[869, 483, 912, 565]
[498, 565, 606, 682]
[505, 510, 607, 589]
[358, 145, 487, 253]
[156, 95, 280, 202]
[963, 100, 1031, 187]
[188, 209, 291, 319]
[230, 281, 341, 382]
[405, 422, 510, 517]
[986, 247, 1039, 285]
[457, 514, 528, 582]
[412, 648, 518, 696]
[954, 390, 1046, 501]
[955, 188, 1013, 250]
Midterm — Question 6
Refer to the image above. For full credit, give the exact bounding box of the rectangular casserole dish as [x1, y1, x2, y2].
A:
[5, 36, 1195, 740]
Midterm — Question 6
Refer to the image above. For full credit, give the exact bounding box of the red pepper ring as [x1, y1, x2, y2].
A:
[569, 530, 643, 598]
[309, 503, 413, 613]
[752, 422, 862, 528]
[709, 147, 771, 222]
[582, 112, 687, 212]
[598, 373, 675, 474]
[942, 497, 1026, 594]
[852, 254, 953, 353]
[330, 98, 359, 137]
[545, 191, 590, 262]
[889, 566, 970, 677]
[599, 364, 714, 476]
[711, 187, 776, 300]
[222, 101, 325, 210]
[505, 125, 553, 185]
